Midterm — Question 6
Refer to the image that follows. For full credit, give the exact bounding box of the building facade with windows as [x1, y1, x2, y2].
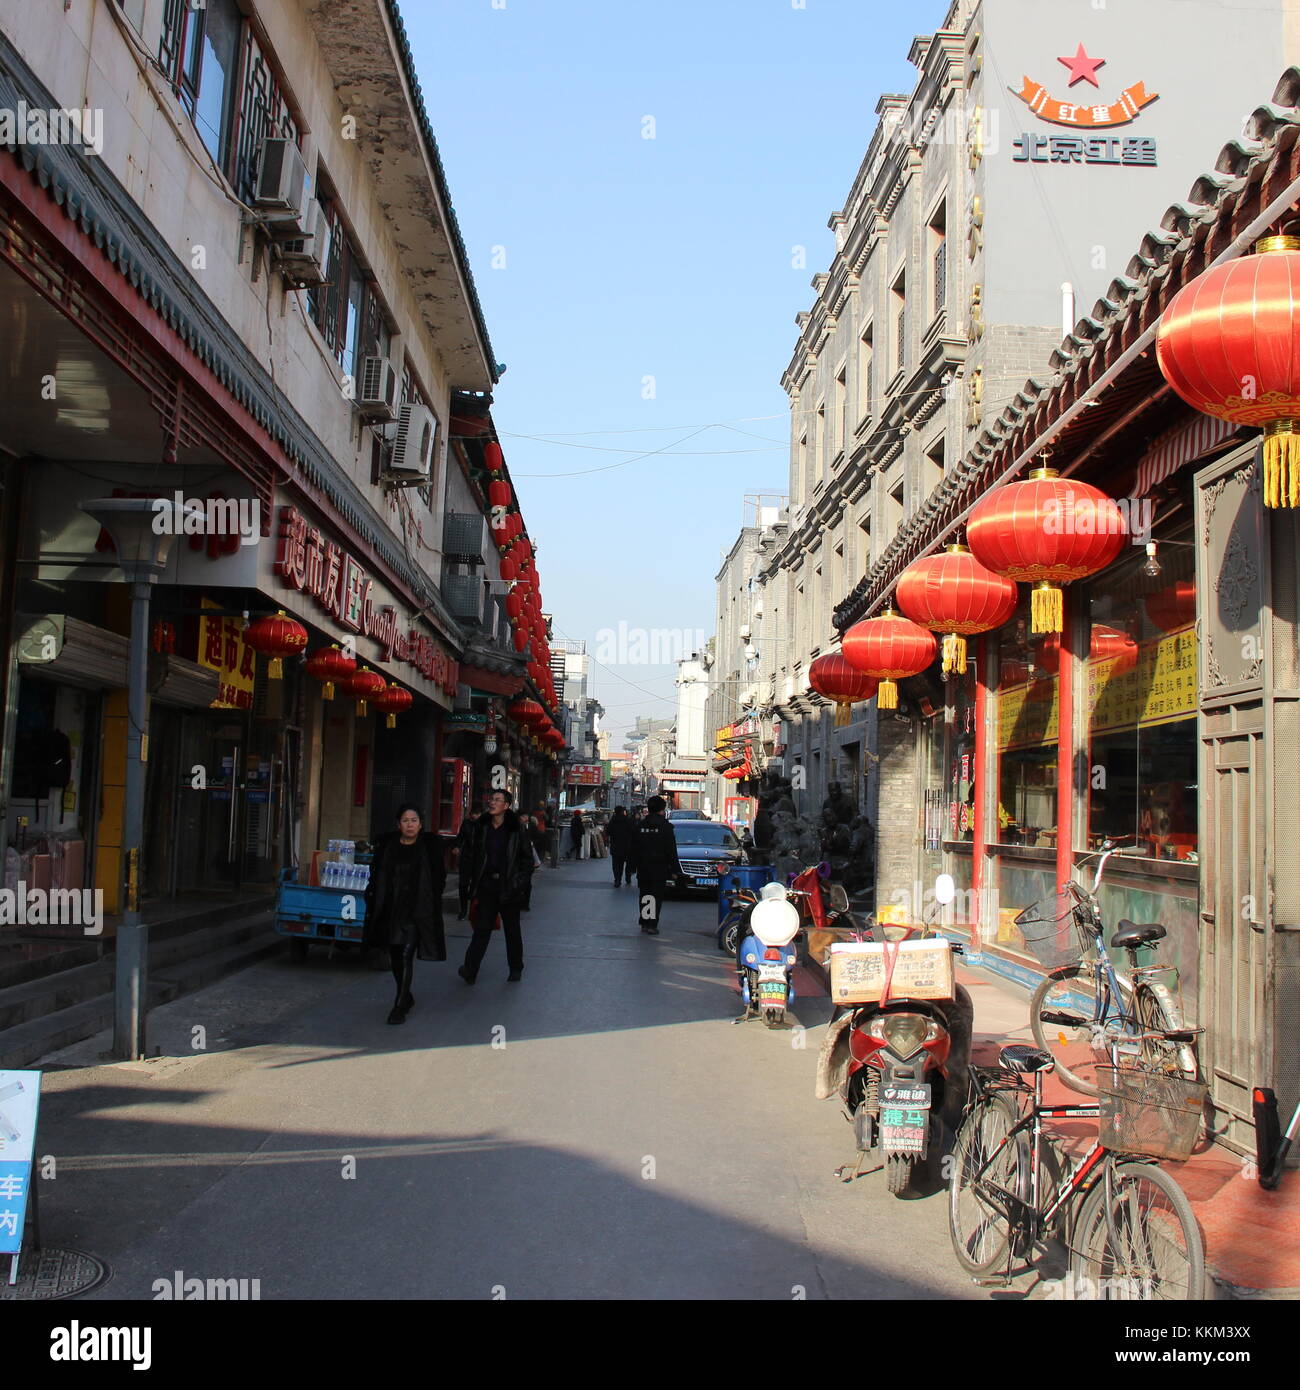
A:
[0, 2, 558, 971]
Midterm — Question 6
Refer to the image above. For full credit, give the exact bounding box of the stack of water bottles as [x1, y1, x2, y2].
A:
[321, 840, 370, 892]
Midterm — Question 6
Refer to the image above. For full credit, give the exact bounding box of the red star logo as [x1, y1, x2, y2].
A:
[1057, 43, 1106, 88]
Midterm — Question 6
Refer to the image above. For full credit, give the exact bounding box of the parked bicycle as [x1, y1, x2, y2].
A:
[947, 1033, 1208, 1299]
[1020, 839, 1199, 1096]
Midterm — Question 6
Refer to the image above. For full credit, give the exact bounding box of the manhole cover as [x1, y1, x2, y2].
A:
[0, 1248, 109, 1301]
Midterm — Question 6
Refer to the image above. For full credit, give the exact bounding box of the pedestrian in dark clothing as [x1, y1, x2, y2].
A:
[363, 805, 447, 1024]
[566, 809, 584, 859]
[519, 815, 546, 910]
[607, 806, 635, 886]
[631, 795, 682, 935]
[458, 790, 531, 983]
[454, 808, 482, 919]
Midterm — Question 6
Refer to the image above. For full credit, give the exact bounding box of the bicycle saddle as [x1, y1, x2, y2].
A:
[1111, 920, 1166, 950]
[999, 1044, 1055, 1074]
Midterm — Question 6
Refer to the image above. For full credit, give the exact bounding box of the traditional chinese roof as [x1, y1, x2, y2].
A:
[834, 67, 1300, 630]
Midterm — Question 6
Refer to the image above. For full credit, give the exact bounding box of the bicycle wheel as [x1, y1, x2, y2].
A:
[1030, 965, 1105, 1095]
[948, 1092, 1028, 1278]
[1134, 985, 1198, 1081]
[1071, 1161, 1206, 1301]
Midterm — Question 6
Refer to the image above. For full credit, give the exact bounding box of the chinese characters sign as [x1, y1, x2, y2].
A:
[1013, 134, 1156, 166]
[566, 764, 602, 786]
[273, 506, 458, 696]
[198, 599, 256, 710]
[1011, 76, 1158, 129]
[0, 1072, 40, 1258]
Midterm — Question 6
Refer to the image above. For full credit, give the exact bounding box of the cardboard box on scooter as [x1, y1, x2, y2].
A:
[828, 939, 956, 1005]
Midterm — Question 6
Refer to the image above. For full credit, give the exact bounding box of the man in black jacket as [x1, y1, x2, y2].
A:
[631, 795, 682, 936]
[458, 790, 531, 983]
[607, 806, 635, 887]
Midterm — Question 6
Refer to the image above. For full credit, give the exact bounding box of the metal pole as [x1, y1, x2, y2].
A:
[114, 579, 151, 1061]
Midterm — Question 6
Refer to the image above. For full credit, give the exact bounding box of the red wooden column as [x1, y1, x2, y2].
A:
[1056, 591, 1076, 892]
[971, 633, 990, 954]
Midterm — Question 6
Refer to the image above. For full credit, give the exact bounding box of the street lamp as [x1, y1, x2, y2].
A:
[80, 496, 196, 1060]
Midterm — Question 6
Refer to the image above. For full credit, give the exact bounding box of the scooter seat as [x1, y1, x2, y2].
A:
[999, 1044, 1055, 1075]
[1112, 920, 1166, 950]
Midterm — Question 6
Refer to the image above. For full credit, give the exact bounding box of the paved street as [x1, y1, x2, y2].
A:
[28, 858, 1028, 1301]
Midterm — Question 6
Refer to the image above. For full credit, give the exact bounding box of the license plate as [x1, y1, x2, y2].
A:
[695, 877, 718, 887]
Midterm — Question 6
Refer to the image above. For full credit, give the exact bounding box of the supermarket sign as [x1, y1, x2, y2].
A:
[566, 764, 603, 786]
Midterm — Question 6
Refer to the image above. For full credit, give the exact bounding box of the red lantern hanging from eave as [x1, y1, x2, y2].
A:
[1145, 579, 1196, 634]
[243, 610, 308, 678]
[488, 480, 512, 508]
[506, 591, 524, 620]
[484, 442, 505, 473]
[807, 653, 880, 727]
[342, 666, 386, 715]
[841, 608, 938, 710]
[372, 683, 414, 730]
[304, 644, 357, 700]
[896, 543, 1018, 676]
[967, 467, 1127, 633]
[508, 698, 545, 727]
[513, 628, 530, 653]
[499, 555, 519, 583]
[1156, 235, 1300, 507]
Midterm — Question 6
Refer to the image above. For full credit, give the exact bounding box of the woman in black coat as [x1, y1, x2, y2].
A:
[363, 804, 447, 1024]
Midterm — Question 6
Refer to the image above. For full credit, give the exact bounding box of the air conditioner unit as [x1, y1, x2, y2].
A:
[444, 574, 484, 625]
[443, 512, 486, 563]
[389, 403, 438, 478]
[358, 357, 398, 421]
[275, 199, 328, 283]
[253, 137, 309, 224]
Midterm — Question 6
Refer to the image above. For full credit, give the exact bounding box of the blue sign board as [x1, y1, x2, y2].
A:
[0, 1071, 40, 1263]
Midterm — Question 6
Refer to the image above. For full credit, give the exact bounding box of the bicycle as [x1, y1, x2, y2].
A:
[947, 1035, 1207, 1300]
[1019, 839, 1199, 1096]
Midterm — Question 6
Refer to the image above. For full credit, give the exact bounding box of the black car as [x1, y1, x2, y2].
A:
[670, 821, 747, 895]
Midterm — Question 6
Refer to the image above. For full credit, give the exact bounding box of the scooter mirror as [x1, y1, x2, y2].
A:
[828, 883, 849, 913]
[751, 898, 800, 946]
[934, 873, 956, 907]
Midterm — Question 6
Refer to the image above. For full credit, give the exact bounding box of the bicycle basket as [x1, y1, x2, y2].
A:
[1096, 1066, 1208, 1162]
[1013, 891, 1087, 969]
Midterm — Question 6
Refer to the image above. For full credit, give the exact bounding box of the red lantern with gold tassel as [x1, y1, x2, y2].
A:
[305, 644, 356, 700]
[841, 608, 938, 710]
[373, 683, 413, 729]
[807, 653, 879, 727]
[243, 610, 308, 678]
[508, 698, 545, 728]
[1156, 235, 1300, 507]
[967, 467, 1127, 633]
[896, 543, 1018, 676]
[342, 666, 386, 715]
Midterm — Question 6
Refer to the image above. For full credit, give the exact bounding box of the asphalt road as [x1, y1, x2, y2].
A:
[34, 857, 997, 1301]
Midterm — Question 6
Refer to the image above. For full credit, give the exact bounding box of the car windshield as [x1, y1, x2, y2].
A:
[674, 824, 739, 848]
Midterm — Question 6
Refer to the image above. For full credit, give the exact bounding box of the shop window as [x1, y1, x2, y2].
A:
[945, 667, 978, 844]
[995, 594, 1060, 848]
[1085, 526, 1197, 861]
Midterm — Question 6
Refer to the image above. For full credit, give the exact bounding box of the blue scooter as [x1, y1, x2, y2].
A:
[734, 884, 801, 1028]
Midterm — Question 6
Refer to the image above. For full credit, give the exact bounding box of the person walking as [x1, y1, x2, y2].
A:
[453, 807, 482, 919]
[631, 795, 682, 936]
[458, 789, 531, 983]
[607, 805, 634, 886]
[566, 808, 584, 860]
[519, 814, 546, 911]
[363, 804, 447, 1024]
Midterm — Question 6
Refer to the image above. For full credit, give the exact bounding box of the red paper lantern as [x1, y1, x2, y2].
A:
[841, 608, 938, 710]
[243, 610, 308, 678]
[342, 666, 386, 715]
[372, 683, 414, 729]
[1145, 579, 1196, 634]
[508, 698, 545, 727]
[513, 629, 529, 653]
[506, 591, 524, 620]
[488, 480, 512, 508]
[305, 644, 357, 700]
[807, 653, 879, 727]
[896, 543, 1018, 676]
[499, 555, 518, 583]
[1034, 624, 1138, 677]
[967, 467, 1127, 633]
[1156, 235, 1300, 506]
[484, 442, 505, 473]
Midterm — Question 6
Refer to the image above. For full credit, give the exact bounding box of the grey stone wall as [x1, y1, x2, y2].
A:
[873, 716, 919, 911]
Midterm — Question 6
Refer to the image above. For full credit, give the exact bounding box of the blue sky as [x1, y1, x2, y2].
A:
[405, 0, 937, 741]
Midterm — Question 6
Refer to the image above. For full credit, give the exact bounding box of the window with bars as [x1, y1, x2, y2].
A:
[230, 28, 300, 203]
[307, 198, 389, 383]
[892, 274, 907, 374]
[933, 239, 947, 316]
[157, 0, 243, 171]
[859, 329, 874, 426]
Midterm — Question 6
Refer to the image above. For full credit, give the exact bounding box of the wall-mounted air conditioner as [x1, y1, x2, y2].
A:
[389, 402, 438, 478]
[275, 200, 328, 283]
[444, 574, 484, 625]
[358, 357, 398, 421]
[253, 137, 309, 224]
